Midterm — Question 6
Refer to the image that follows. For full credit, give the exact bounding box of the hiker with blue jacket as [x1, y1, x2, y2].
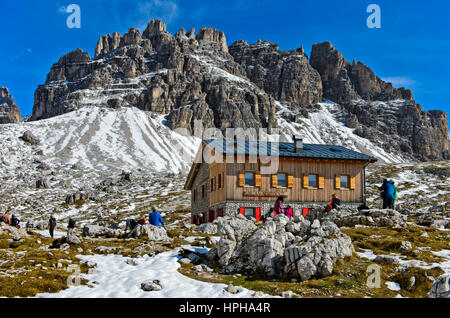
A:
[378, 179, 395, 210]
[149, 207, 165, 228]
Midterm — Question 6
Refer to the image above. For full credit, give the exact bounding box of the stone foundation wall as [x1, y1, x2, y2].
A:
[193, 200, 362, 223]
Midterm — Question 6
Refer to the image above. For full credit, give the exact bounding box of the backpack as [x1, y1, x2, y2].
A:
[0, 216, 5, 224]
[11, 217, 20, 227]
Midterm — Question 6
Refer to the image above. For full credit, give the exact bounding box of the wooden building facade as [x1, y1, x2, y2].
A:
[184, 137, 377, 224]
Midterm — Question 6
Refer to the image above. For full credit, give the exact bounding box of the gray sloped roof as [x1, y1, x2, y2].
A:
[204, 139, 378, 162]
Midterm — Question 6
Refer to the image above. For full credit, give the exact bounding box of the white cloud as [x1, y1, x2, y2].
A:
[382, 76, 417, 88]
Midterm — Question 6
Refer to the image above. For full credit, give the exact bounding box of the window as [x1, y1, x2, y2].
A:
[244, 208, 255, 217]
[218, 174, 222, 189]
[308, 174, 317, 188]
[336, 175, 355, 190]
[239, 171, 260, 187]
[340, 175, 349, 189]
[277, 173, 287, 188]
[211, 178, 214, 192]
[193, 189, 197, 202]
[244, 172, 255, 186]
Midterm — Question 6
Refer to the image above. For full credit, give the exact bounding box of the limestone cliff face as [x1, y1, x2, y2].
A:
[0, 87, 21, 124]
[310, 42, 413, 103]
[229, 40, 323, 108]
[31, 20, 448, 161]
[309, 41, 448, 160]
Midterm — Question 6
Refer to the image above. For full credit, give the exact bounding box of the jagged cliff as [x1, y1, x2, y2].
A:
[31, 19, 449, 161]
[0, 87, 21, 124]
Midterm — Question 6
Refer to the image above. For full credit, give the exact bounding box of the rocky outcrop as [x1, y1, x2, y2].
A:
[340, 100, 449, 161]
[428, 274, 450, 298]
[197, 223, 218, 235]
[229, 40, 323, 107]
[0, 87, 21, 124]
[197, 27, 228, 53]
[215, 214, 354, 281]
[82, 224, 123, 238]
[20, 130, 40, 145]
[0, 223, 28, 240]
[319, 208, 408, 228]
[310, 42, 413, 103]
[308, 42, 449, 161]
[95, 32, 122, 59]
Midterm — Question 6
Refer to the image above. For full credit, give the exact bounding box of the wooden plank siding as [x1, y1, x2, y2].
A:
[209, 162, 227, 205]
[225, 157, 365, 203]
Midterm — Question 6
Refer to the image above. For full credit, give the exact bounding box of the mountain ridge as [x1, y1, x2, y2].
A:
[22, 19, 450, 162]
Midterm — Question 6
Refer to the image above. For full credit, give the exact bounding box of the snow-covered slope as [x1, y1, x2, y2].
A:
[0, 101, 407, 182]
[275, 101, 406, 163]
[0, 106, 201, 175]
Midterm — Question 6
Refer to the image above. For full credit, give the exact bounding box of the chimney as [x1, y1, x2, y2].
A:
[293, 135, 304, 153]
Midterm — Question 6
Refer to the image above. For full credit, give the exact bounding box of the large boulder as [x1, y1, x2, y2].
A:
[82, 225, 123, 238]
[143, 225, 171, 242]
[66, 232, 82, 245]
[217, 215, 257, 266]
[20, 130, 40, 145]
[0, 223, 28, 240]
[197, 223, 218, 235]
[322, 208, 407, 228]
[141, 280, 162, 292]
[428, 274, 450, 298]
[216, 215, 354, 281]
[26, 220, 48, 230]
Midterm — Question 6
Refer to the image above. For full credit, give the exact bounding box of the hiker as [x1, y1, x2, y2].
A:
[125, 218, 138, 232]
[378, 179, 395, 209]
[194, 215, 200, 226]
[324, 194, 341, 213]
[1, 211, 11, 226]
[67, 218, 76, 236]
[11, 214, 20, 227]
[49, 215, 57, 238]
[283, 205, 293, 218]
[273, 196, 284, 216]
[392, 181, 398, 210]
[138, 216, 146, 226]
[149, 207, 165, 228]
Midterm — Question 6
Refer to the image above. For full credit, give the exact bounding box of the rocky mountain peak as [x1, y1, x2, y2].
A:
[310, 41, 413, 103]
[143, 19, 168, 38]
[0, 87, 21, 124]
[196, 27, 228, 53]
[229, 39, 323, 107]
[46, 49, 92, 83]
[94, 32, 122, 59]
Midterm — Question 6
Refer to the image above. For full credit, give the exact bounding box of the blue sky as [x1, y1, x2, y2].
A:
[1, 0, 449, 128]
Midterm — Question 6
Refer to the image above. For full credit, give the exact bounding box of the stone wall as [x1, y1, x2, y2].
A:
[206, 200, 362, 222]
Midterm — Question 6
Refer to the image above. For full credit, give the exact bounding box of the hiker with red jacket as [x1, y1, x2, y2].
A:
[1, 211, 11, 226]
[324, 194, 341, 213]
